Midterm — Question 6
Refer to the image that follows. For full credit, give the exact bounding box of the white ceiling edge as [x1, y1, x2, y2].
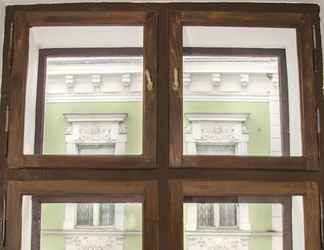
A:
[0, 0, 322, 4]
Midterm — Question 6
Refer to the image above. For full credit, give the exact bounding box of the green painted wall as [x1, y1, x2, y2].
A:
[248, 204, 273, 250]
[184, 101, 270, 155]
[43, 102, 143, 155]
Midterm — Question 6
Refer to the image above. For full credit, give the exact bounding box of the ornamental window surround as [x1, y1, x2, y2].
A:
[64, 113, 128, 155]
[184, 113, 250, 156]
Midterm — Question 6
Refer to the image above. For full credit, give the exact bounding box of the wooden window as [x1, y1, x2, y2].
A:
[170, 180, 320, 250]
[7, 180, 158, 250]
[0, 4, 322, 250]
[169, 8, 320, 170]
[6, 8, 158, 169]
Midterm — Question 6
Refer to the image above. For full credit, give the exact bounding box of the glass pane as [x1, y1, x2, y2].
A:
[219, 204, 237, 227]
[184, 197, 305, 250]
[100, 204, 115, 226]
[183, 27, 302, 157]
[21, 197, 143, 250]
[76, 203, 93, 225]
[24, 26, 144, 155]
[197, 204, 214, 227]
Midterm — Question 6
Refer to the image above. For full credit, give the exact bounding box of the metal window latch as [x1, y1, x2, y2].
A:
[173, 68, 179, 91]
[145, 69, 154, 91]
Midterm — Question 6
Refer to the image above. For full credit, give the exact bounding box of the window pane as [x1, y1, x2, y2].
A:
[76, 203, 93, 226]
[197, 204, 214, 227]
[219, 204, 237, 227]
[21, 197, 143, 250]
[100, 204, 115, 226]
[184, 197, 305, 250]
[183, 27, 302, 157]
[24, 26, 144, 155]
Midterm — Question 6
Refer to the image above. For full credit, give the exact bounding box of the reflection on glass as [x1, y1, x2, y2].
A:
[43, 56, 143, 155]
[21, 198, 143, 250]
[182, 26, 302, 157]
[184, 202, 283, 250]
[24, 26, 144, 155]
[183, 55, 286, 157]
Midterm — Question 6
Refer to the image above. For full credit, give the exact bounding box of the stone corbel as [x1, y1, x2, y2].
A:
[91, 74, 102, 92]
[240, 74, 249, 88]
[121, 73, 132, 88]
[183, 73, 192, 87]
[65, 75, 75, 92]
[211, 73, 222, 87]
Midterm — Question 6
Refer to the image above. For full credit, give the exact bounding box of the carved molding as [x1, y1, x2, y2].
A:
[186, 235, 249, 250]
[184, 113, 249, 155]
[63, 113, 128, 154]
[65, 235, 124, 250]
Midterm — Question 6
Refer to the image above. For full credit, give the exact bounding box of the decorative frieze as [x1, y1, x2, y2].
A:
[65, 235, 124, 250]
[186, 235, 249, 250]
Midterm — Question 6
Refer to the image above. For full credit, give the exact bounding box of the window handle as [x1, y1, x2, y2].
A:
[173, 68, 180, 91]
[145, 69, 154, 91]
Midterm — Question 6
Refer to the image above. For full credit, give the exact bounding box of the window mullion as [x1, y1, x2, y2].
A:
[93, 203, 100, 226]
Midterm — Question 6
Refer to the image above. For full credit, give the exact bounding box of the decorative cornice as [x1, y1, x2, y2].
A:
[185, 112, 250, 122]
[64, 113, 128, 123]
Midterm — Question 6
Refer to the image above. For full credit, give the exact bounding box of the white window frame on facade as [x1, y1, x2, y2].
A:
[64, 113, 128, 155]
[63, 203, 125, 230]
[184, 113, 250, 156]
[197, 203, 240, 229]
[185, 203, 283, 250]
[187, 203, 250, 232]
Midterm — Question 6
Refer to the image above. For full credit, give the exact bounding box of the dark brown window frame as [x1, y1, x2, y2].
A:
[0, 4, 322, 250]
[169, 180, 320, 250]
[182, 47, 290, 156]
[6, 180, 158, 250]
[34, 47, 144, 155]
[6, 8, 158, 169]
[169, 9, 320, 170]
